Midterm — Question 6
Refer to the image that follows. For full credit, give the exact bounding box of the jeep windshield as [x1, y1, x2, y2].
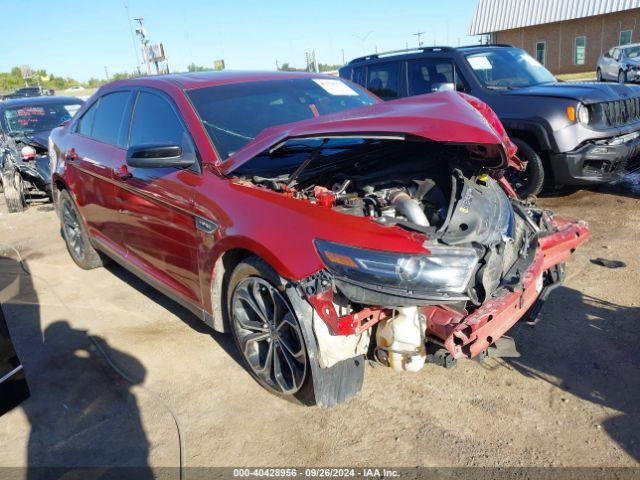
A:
[187, 78, 378, 159]
[465, 48, 557, 89]
[3, 102, 82, 134]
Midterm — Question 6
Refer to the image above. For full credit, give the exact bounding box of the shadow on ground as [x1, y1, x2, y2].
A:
[0, 255, 154, 478]
[506, 286, 640, 462]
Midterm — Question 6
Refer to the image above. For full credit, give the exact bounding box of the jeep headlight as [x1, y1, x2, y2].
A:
[315, 240, 479, 294]
[578, 104, 590, 124]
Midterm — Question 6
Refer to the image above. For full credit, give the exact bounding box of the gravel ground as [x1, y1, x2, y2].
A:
[0, 176, 638, 471]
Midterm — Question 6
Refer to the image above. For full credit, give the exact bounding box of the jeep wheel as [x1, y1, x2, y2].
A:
[58, 189, 105, 269]
[227, 256, 315, 405]
[596, 68, 603, 82]
[619, 70, 627, 84]
[506, 138, 545, 198]
[2, 170, 27, 213]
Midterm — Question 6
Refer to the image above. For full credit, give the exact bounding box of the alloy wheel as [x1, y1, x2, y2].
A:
[231, 277, 307, 395]
[62, 200, 84, 260]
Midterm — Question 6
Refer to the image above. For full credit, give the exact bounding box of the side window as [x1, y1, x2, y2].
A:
[366, 62, 400, 98]
[574, 35, 586, 65]
[129, 91, 188, 148]
[91, 92, 131, 147]
[352, 66, 365, 86]
[76, 101, 99, 136]
[407, 58, 456, 95]
[620, 29, 632, 46]
[535, 41, 546, 65]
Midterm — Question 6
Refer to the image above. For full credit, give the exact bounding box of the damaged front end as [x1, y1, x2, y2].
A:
[233, 133, 589, 379]
[1, 134, 52, 199]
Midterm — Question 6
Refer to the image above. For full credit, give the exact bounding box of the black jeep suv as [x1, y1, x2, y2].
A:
[340, 45, 640, 196]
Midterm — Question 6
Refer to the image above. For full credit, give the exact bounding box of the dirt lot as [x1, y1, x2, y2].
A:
[0, 174, 638, 472]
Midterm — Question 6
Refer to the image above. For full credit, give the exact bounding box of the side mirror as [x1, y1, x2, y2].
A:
[126, 144, 195, 169]
[434, 83, 456, 92]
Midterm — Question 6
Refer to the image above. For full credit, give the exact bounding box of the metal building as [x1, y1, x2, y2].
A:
[470, 0, 640, 74]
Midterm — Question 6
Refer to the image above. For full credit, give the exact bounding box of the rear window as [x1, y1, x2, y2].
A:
[187, 78, 377, 159]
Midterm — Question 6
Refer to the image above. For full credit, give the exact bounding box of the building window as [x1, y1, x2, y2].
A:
[620, 29, 632, 45]
[574, 36, 586, 65]
[535, 41, 547, 65]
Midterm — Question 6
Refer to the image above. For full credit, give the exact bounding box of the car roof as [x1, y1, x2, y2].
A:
[107, 70, 335, 91]
[616, 43, 640, 49]
[345, 44, 517, 65]
[0, 96, 83, 110]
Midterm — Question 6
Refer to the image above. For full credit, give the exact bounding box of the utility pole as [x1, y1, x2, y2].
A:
[413, 31, 425, 47]
[104, 66, 110, 80]
[341, 48, 345, 65]
[134, 17, 151, 75]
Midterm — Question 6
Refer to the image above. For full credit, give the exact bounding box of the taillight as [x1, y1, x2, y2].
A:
[21, 146, 36, 160]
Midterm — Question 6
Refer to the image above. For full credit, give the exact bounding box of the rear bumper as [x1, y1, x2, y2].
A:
[550, 133, 639, 185]
[435, 219, 589, 359]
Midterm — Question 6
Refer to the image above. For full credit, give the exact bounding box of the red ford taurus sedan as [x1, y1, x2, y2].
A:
[49, 71, 588, 406]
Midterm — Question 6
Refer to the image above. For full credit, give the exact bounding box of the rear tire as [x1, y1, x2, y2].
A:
[2, 170, 27, 213]
[58, 189, 105, 269]
[506, 138, 545, 198]
[227, 256, 316, 405]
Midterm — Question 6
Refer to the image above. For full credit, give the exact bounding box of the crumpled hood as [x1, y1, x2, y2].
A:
[504, 82, 640, 103]
[22, 130, 50, 150]
[220, 91, 510, 174]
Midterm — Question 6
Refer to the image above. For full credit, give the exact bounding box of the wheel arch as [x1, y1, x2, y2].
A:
[207, 240, 311, 333]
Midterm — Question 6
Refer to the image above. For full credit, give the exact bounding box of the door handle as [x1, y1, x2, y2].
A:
[116, 165, 133, 181]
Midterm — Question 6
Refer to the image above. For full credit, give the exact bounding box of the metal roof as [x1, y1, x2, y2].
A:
[470, 0, 640, 35]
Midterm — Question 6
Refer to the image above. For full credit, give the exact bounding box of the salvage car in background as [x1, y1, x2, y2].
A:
[340, 45, 640, 197]
[50, 72, 588, 406]
[597, 44, 640, 83]
[1, 86, 54, 100]
[0, 96, 83, 212]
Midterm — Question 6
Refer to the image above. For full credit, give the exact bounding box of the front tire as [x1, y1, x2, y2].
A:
[227, 256, 315, 405]
[58, 189, 105, 269]
[619, 69, 627, 83]
[2, 170, 27, 213]
[506, 138, 545, 198]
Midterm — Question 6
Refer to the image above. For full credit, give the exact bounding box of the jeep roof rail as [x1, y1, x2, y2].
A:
[348, 46, 456, 64]
[457, 43, 515, 49]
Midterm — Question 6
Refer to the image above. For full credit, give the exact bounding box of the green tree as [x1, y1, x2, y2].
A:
[187, 63, 211, 72]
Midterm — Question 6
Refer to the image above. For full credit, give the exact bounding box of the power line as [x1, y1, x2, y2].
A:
[123, 1, 141, 69]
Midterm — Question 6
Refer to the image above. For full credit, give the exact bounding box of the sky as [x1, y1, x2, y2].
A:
[0, 0, 481, 82]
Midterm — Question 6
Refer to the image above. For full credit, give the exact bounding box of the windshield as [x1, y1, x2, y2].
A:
[187, 78, 378, 159]
[624, 46, 640, 59]
[3, 102, 82, 134]
[465, 48, 556, 89]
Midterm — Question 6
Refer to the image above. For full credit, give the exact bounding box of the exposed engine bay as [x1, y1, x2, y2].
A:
[236, 137, 553, 306]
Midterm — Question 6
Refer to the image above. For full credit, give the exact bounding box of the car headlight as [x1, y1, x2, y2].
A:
[315, 240, 479, 294]
[578, 104, 590, 124]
